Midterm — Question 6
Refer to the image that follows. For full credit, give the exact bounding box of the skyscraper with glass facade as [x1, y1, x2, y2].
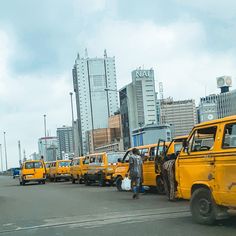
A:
[73, 50, 119, 155]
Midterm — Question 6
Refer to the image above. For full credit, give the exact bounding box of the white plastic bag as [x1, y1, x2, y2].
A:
[121, 177, 131, 191]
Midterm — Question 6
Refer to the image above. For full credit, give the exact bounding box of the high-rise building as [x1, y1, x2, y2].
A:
[159, 98, 197, 137]
[120, 68, 158, 150]
[198, 76, 236, 123]
[57, 126, 74, 159]
[38, 137, 58, 161]
[73, 50, 119, 155]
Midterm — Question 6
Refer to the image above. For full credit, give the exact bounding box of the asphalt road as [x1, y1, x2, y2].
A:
[0, 176, 235, 236]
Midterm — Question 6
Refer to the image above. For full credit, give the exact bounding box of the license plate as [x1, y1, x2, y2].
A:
[26, 175, 34, 179]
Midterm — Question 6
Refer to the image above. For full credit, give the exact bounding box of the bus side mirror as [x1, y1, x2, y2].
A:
[117, 158, 121, 163]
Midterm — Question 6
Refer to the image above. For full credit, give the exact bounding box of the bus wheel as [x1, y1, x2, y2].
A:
[98, 175, 105, 187]
[71, 176, 76, 184]
[156, 176, 165, 194]
[42, 180, 46, 184]
[190, 188, 216, 225]
[79, 177, 83, 184]
[116, 176, 123, 191]
[54, 176, 58, 182]
[84, 176, 90, 186]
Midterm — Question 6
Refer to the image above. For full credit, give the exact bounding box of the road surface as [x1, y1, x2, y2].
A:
[0, 176, 235, 236]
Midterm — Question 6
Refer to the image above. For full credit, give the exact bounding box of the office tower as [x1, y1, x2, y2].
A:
[120, 68, 158, 149]
[57, 126, 74, 159]
[73, 49, 119, 154]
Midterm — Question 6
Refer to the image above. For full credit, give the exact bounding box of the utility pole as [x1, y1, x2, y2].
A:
[43, 114, 47, 161]
[3, 132, 8, 171]
[23, 149, 26, 161]
[0, 144, 3, 172]
[18, 141, 22, 166]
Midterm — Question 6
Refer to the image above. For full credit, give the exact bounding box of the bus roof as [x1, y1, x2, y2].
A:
[128, 142, 170, 151]
[195, 115, 236, 128]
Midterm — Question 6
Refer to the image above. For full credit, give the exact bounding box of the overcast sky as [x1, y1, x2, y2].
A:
[1, 0, 236, 168]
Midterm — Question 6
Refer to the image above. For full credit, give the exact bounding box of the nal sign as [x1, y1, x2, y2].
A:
[136, 70, 150, 78]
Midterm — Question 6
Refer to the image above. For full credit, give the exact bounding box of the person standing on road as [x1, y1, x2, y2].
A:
[128, 148, 143, 199]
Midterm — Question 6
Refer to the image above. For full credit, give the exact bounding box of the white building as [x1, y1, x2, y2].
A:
[120, 68, 158, 149]
[73, 50, 119, 154]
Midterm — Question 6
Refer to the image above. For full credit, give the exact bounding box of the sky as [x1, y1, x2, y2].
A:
[0, 0, 236, 169]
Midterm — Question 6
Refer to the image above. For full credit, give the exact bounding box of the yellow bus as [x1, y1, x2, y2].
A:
[84, 152, 125, 186]
[19, 160, 46, 185]
[175, 116, 236, 224]
[70, 157, 89, 184]
[113, 143, 169, 192]
[49, 160, 71, 182]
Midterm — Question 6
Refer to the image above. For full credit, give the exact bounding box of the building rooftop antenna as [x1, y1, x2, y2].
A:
[104, 49, 107, 58]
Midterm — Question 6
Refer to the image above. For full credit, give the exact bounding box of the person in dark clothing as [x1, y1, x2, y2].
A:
[128, 148, 143, 199]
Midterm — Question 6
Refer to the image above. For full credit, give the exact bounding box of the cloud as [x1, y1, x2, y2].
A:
[1, 1, 236, 168]
[175, 0, 236, 20]
[73, 0, 109, 14]
[83, 18, 236, 101]
[0, 28, 73, 169]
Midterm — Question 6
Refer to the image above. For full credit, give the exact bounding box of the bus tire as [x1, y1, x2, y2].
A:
[98, 174, 105, 187]
[190, 188, 216, 225]
[116, 176, 123, 191]
[156, 176, 165, 194]
[71, 176, 76, 184]
[84, 176, 90, 186]
[79, 177, 83, 184]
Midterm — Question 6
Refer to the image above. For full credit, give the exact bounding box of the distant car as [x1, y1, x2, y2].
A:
[12, 168, 21, 179]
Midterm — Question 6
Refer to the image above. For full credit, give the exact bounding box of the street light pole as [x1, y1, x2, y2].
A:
[43, 114, 47, 161]
[70, 92, 75, 156]
[18, 140, 22, 166]
[3, 132, 8, 171]
[0, 144, 3, 172]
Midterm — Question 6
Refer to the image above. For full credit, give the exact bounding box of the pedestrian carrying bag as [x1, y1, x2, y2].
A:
[121, 177, 131, 191]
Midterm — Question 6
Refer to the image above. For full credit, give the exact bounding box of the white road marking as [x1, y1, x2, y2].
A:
[2, 223, 13, 227]
[0, 206, 190, 234]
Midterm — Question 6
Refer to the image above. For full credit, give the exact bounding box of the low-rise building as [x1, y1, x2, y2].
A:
[86, 114, 123, 153]
[131, 124, 171, 147]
